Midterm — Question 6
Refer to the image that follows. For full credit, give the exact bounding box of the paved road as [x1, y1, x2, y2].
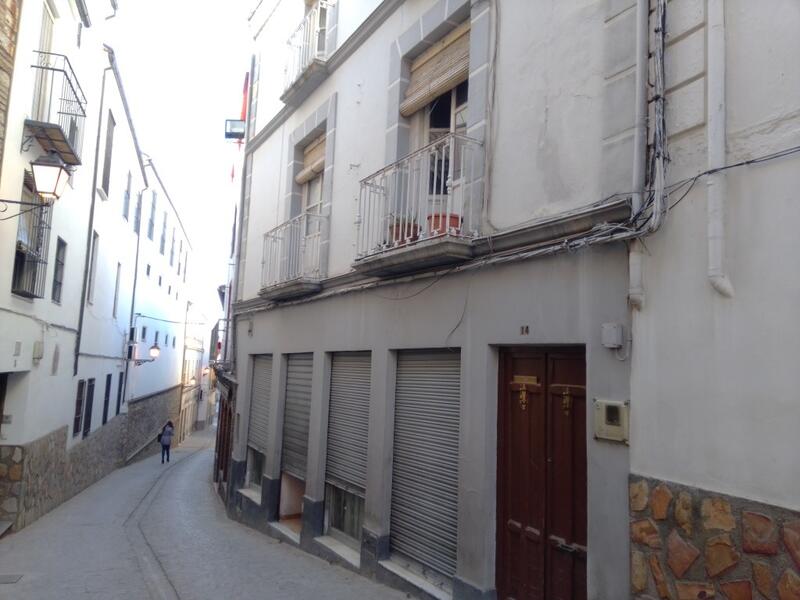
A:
[0, 430, 407, 600]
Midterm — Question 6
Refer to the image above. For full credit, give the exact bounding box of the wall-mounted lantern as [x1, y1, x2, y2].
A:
[0, 151, 72, 215]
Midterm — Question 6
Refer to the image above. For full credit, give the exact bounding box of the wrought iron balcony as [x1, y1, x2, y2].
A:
[261, 212, 326, 300]
[24, 51, 87, 166]
[354, 133, 483, 276]
[281, 1, 333, 105]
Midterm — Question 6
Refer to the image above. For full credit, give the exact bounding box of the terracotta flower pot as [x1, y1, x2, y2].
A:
[389, 220, 419, 244]
[427, 213, 462, 235]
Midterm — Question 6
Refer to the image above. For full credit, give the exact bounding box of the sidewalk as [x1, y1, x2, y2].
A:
[0, 428, 407, 600]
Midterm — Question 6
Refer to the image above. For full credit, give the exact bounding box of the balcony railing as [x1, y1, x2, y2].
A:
[262, 213, 326, 291]
[355, 134, 483, 261]
[284, 1, 332, 92]
[28, 51, 87, 164]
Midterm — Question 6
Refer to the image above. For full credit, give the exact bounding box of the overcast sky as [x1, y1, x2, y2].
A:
[106, 1, 253, 323]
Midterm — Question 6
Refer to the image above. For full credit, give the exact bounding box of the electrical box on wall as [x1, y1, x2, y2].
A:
[601, 322, 624, 349]
[593, 398, 629, 444]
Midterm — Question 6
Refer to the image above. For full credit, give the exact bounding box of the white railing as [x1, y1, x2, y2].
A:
[262, 213, 325, 289]
[284, 1, 332, 91]
[355, 134, 483, 260]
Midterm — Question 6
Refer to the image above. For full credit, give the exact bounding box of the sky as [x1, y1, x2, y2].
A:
[104, 1, 254, 324]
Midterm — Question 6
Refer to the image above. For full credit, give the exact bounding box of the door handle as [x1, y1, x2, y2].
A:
[548, 535, 587, 557]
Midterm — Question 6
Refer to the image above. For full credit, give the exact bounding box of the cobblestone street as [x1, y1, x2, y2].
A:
[0, 430, 407, 600]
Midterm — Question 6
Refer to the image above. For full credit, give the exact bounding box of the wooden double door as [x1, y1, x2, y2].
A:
[497, 347, 587, 600]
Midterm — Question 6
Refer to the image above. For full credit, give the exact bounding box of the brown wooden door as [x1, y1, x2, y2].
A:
[497, 348, 587, 600]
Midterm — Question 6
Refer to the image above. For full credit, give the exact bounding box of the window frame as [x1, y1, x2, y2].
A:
[101, 110, 116, 195]
[86, 231, 99, 304]
[73, 379, 86, 437]
[51, 237, 66, 303]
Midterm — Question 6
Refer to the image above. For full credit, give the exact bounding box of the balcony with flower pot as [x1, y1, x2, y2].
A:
[353, 133, 482, 277]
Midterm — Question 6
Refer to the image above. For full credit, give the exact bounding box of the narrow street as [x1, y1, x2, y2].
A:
[0, 430, 406, 600]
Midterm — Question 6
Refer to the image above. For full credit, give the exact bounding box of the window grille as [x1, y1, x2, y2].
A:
[12, 175, 52, 299]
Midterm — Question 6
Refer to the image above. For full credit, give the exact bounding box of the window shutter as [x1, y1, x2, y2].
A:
[400, 22, 470, 118]
[295, 134, 326, 185]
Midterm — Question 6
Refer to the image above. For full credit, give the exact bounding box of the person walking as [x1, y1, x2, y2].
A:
[160, 420, 174, 464]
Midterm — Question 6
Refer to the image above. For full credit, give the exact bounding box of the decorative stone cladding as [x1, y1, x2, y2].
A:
[0, 386, 181, 531]
[0, 0, 21, 180]
[630, 475, 800, 600]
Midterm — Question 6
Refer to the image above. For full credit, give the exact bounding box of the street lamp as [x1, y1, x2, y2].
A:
[131, 342, 160, 366]
[0, 151, 72, 213]
[30, 150, 71, 202]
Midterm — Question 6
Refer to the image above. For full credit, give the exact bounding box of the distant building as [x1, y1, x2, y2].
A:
[220, 1, 800, 599]
[0, 0, 203, 533]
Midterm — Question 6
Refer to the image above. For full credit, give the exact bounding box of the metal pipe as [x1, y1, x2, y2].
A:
[628, 0, 650, 310]
[121, 186, 148, 407]
[73, 61, 112, 375]
[707, 0, 734, 298]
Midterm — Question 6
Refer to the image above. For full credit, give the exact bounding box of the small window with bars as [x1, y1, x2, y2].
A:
[12, 173, 52, 299]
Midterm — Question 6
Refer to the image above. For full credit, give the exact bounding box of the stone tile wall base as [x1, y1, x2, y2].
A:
[630, 474, 800, 600]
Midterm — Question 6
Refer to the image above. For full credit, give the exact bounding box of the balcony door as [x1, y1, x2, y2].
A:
[32, 2, 54, 122]
[425, 82, 468, 236]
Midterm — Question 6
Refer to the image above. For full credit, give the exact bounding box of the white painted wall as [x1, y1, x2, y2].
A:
[630, 0, 800, 511]
[0, 0, 201, 447]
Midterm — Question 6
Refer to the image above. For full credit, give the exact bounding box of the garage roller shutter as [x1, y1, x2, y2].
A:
[390, 349, 461, 578]
[248, 355, 272, 454]
[326, 352, 371, 495]
[282, 353, 313, 479]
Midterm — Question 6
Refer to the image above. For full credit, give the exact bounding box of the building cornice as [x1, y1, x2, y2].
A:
[233, 197, 633, 316]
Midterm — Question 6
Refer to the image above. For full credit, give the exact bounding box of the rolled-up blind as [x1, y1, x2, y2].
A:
[390, 349, 461, 577]
[248, 355, 272, 454]
[296, 134, 326, 184]
[326, 352, 371, 495]
[400, 21, 470, 118]
[282, 353, 313, 479]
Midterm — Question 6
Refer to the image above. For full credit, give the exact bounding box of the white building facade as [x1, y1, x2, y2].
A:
[0, 0, 201, 532]
[222, 1, 800, 599]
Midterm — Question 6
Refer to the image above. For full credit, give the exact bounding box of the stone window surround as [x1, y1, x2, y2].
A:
[384, 0, 491, 165]
[284, 93, 338, 280]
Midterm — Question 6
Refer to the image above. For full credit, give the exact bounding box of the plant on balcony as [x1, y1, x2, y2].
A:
[388, 215, 419, 246]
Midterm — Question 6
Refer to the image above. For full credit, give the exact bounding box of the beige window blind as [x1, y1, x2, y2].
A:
[296, 134, 326, 185]
[400, 21, 470, 118]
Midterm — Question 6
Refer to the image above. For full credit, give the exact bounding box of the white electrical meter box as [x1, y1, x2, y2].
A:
[601, 322, 624, 349]
[593, 398, 629, 444]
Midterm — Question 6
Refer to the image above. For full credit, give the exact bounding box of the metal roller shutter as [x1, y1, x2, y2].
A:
[326, 352, 371, 495]
[391, 349, 461, 578]
[248, 355, 272, 454]
[282, 353, 313, 479]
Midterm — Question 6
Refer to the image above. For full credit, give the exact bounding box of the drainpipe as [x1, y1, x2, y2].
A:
[120, 186, 148, 406]
[627, 0, 650, 310]
[73, 59, 113, 375]
[706, 0, 734, 298]
[179, 300, 192, 438]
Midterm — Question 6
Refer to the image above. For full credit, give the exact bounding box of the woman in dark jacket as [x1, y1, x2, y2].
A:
[160, 421, 174, 464]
